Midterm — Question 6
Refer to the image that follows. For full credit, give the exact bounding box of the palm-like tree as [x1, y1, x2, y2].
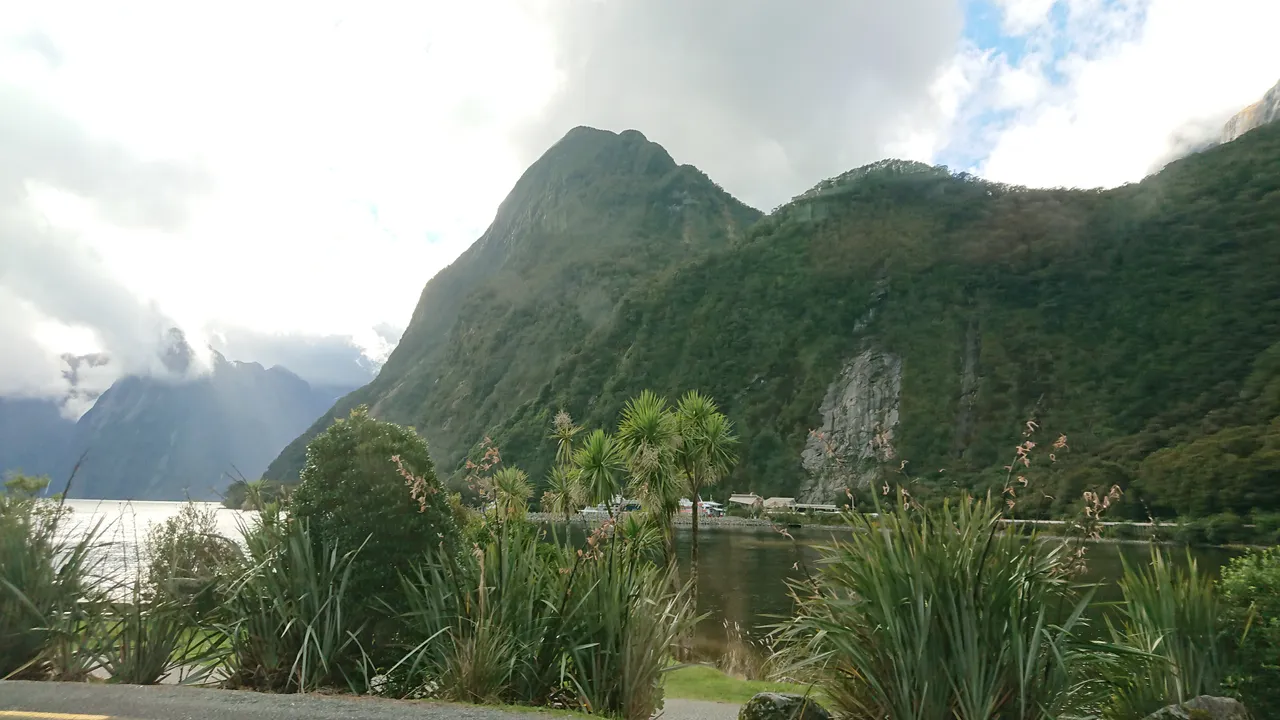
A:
[573, 429, 627, 518]
[616, 390, 680, 568]
[541, 464, 583, 522]
[492, 466, 532, 519]
[549, 410, 582, 468]
[674, 391, 738, 600]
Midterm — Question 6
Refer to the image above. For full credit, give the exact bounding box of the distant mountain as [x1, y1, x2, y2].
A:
[0, 397, 75, 482]
[1222, 77, 1280, 143]
[264, 126, 761, 481]
[0, 336, 354, 500]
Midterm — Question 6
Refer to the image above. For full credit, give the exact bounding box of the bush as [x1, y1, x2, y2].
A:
[1220, 546, 1280, 717]
[291, 406, 458, 610]
[392, 519, 695, 718]
[1109, 549, 1228, 717]
[1205, 511, 1249, 545]
[773, 492, 1118, 720]
[1250, 512, 1280, 545]
[0, 474, 106, 680]
[217, 515, 368, 692]
[145, 501, 241, 616]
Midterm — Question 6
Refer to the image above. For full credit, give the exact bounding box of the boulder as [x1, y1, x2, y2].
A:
[1143, 696, 1251, 720]
[738, 692, 830, 720]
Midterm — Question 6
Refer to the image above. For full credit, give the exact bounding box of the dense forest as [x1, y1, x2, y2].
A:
[270, 123, 1280, 520]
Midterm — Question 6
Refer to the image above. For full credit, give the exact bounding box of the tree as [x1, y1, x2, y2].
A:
[616, 390, 681, 569]
[541, 464, 583, 521]
[492, 466, 532, 520]
[673, 391, 738, 603]
[290, 406, 457, 608]
[573, 429, 626, 518]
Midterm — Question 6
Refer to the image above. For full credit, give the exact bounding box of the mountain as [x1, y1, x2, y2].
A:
[59, 348, 351, 500]
[1222, 78, 1280, 143]
[264, 126, 761, 481]
[0, 397, 76, 482]
[269, 123, 1280, 521]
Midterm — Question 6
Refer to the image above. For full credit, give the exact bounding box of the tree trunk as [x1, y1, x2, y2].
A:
[690, 481, 700, 612]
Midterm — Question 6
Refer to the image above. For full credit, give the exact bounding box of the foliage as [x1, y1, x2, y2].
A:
[217, 515, 369, 693]
[145, 500, 242, 614]
[0, 474, 106, 680]
[573, 430, 627, 513]
[773, 490, 1125, 720]
[662, 665, 805, 705]
[391, 516, 696, 719]
[1107, 549, 1227, 718]
[291, 405, 458, 610]
[1219, 546, 1280, 717]
[222, 478, 287, 511]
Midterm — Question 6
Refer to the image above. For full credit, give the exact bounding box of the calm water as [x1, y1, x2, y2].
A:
[59, 501, 1239, 653]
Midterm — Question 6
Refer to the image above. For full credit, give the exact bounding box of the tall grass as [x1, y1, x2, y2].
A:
[216, 515, 368, 692]
[393, 519, 695, 719]
[0, 479, 107, 680]
[773, 492, 1126, 720]
[1107, 549, 1227, 718]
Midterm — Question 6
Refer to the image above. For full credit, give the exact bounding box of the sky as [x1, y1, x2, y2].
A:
[1, 0, 1279, 413]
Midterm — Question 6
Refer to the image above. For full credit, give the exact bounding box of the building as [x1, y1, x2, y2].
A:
[763, 496, 796, 513]
[728, 493, 763, 508]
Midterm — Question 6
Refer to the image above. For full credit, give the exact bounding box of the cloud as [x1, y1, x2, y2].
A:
[0, 80, 211, 402]
[209, 327, 385, 389]
[519, 0, 966, 210]
[956, 0, 1280, 188]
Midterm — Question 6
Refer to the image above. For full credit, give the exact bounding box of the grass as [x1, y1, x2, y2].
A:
[662, 665, 810, 705]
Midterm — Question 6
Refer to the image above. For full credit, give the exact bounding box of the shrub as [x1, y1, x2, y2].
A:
[217, 515, 367, 692]
[145, 501, 242, 616]
[291, 406, 458, 609]
[1219, 546, 1280, 717]
[1204, 511, 1249, 546]
[773, 492, 1120, 720]
[1108, 549, 1227, 718]
[392, 518, 695, 719]
[0, 474, 106, 680]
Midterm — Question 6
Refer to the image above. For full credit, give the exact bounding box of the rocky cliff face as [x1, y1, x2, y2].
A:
[799, 347, 902, 502]
[1222, 78, 1280, 143]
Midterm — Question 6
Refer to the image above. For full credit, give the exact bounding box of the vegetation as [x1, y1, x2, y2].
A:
[290, 406, 457, 610]
[773, 490, 1125, 720]
[145, 500, 241, 613]
[1220, 547, 1280, 716]
[0, 474, 105, 680]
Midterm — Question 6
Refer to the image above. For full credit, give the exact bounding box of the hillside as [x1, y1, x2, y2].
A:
[264, 126, 762, 481]
[487, 126, 1280, 520]
[267, 122, 1280, 521]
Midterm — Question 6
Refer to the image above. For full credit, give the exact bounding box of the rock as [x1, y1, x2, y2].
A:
[1143, 695, 1252, 720]
[738, 692, 831, 720]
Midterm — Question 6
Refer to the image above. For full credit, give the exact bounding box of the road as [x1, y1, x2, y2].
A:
[0, 682, 739, 720]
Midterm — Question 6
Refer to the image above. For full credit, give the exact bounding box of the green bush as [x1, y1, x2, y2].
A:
[145, 501, 242, 616]
[1109, 549, 1228, 718]
[773, 493, 1119, 720]
[0, 474, 106, 680]
[1205, 512, 1249, 546]
[392, 519, 695, 718]
[217, 515, 367, 692]
[291, 406, 458, 609]
[1220, 546, 1280, 717]
[1250, 512, 1280, 545]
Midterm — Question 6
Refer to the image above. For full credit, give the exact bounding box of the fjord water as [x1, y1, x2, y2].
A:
[61, 500, 1238, 653]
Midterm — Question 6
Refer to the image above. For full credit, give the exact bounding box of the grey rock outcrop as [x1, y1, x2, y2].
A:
[739, 693, 830, 720]
[1143, 695, 1251, 720]
[1223, 78, 1280, 143]
[799, 346, 901, 502]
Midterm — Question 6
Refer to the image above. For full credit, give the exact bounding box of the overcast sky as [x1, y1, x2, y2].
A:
[2, 0, 1279, 410]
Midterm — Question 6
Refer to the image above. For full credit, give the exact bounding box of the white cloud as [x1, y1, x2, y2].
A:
[969, 0, 1280, 188]
[994, 0, 1059, 35]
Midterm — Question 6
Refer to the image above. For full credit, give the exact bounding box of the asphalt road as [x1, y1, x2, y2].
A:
[0, 682, 740, 720]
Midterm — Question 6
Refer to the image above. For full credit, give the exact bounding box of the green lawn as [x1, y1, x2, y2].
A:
[662, 665, 815, 705]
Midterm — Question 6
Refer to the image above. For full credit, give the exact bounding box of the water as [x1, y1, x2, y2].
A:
[58, 501, 1239, 653]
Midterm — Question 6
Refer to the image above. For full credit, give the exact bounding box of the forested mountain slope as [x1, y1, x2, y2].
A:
[264, 127, 761, 481]
[489, 125, 1280, 519]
